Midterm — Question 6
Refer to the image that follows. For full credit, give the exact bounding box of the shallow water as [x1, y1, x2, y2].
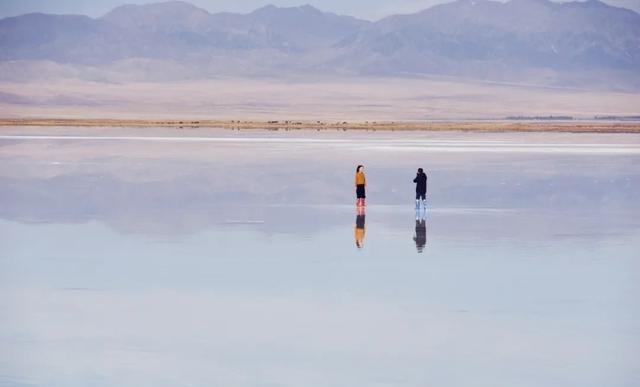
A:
[1, 128, 639, 387]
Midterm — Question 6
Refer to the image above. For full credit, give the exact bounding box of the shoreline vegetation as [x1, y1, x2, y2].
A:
[1, 118, 640, 133]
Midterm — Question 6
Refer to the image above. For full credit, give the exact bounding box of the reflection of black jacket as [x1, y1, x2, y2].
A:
[414, 220, 427, 252]
[413, 172, 427, 194]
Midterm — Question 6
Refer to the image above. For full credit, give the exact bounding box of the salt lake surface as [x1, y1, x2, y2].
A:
[1, 128, 639, 387]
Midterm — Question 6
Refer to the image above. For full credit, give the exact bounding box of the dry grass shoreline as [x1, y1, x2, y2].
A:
[1, 118, 640, 133]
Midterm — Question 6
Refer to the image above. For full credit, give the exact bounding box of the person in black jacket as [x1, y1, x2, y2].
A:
[413, 168, 428, 210]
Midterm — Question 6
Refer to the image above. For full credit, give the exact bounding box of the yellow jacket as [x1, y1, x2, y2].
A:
[355, 171, 366, 186]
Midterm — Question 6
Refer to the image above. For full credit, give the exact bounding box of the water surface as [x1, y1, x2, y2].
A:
[1, 128, 639, 387]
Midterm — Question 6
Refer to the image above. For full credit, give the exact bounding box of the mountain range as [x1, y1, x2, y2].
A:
[1, 0, 639, 89]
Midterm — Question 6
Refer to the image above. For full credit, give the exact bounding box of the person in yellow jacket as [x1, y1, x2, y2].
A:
[355, 164, 366, 207]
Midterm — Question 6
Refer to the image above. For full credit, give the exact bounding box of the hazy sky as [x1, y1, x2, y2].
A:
[0, 0, 638, 20]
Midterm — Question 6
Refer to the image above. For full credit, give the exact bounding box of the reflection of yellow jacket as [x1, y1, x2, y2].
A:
[354, 226, 365, 247]
[355, 172, 366, 186]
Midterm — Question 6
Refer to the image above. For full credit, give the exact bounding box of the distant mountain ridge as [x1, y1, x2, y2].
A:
[337, 0, 640, 76]
[1, 0, 639, 89]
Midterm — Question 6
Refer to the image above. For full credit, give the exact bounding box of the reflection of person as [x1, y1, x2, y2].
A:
[355, 164, 366, 207]
[413, 168, 427, 210]
[355, 207, 366, 249]
[413, 217, 427, 253]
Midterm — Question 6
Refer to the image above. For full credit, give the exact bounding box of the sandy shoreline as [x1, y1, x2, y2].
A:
[1, 118, 640, 133]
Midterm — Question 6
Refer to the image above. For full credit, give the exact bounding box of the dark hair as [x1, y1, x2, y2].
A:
[418, 168, 423, 173]
[356, 165, 363, 172]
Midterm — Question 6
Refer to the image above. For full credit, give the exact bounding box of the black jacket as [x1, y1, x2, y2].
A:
[413, 172, 427, 194]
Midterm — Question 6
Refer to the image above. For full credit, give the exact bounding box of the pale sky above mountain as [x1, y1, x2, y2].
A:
[0, 0, 638, 20]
